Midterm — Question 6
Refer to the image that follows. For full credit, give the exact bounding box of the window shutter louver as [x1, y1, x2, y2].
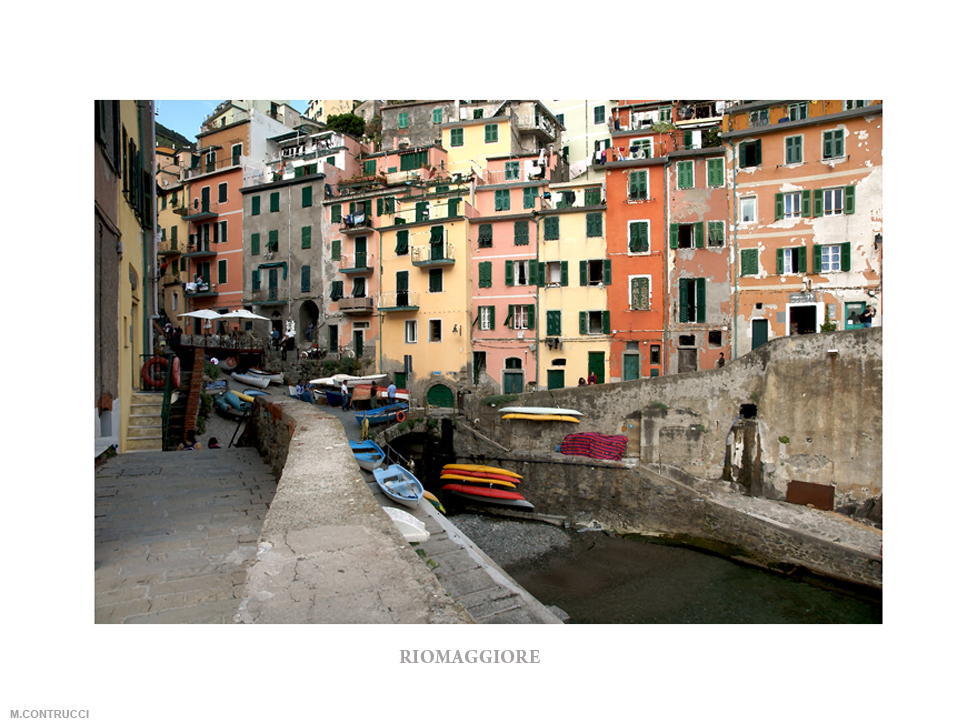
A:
[844, 186, 856, 215]
[775, 193, 784, 220]
[505, 260, 514, 286]
[841, 242, 851, 271]
[603, 259, 612, 285]
[695, 222, 704, 249]
[696, 279, 705, 323]
[777, 248, 784, 275]
[669, 224, 679, 249]
[812, 245, 822, 274]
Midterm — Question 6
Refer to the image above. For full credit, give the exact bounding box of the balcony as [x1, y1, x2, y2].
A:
[378, 290, 419, 312]
[340, 213, 374, 233]
[181, 155, 241, 181]
[184, 203, 218, 223]
[512, 113, 558, 142]
[411, 242, 455, 268]
[157, 240, 182, 258]
[185, 237, 216, 258]
[248, 289, 286, 306]
[186, 281, 218, 298]
[337, 295, 375, 315]
[338, 253, 375, 275]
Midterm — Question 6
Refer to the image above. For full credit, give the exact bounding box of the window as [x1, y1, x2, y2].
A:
[329, 280, 344, 301]
[405, 320, 417, 344]
[823, 129, 845, 159]
[749, 109, 769, 127]
[582, 259, 611, 286]
[450, 128, 464, 147]
[677, 161, 694, 189]
[546, 310, 562, 336]
[478, 261, 492, 288]
[363, 159, 376, 176]
[650, 345, 661, 365]
[679, 278, 705, 323]
[331, 239, 342, 261]
[171, 225, 178, 242]
[541, 216, 559, 240]
[484, 124, 499, 143]
[478, 306, 495, 331]
[814, 243, 851, 273]
[506, 305, 534, 331]
[739, 139, 762, 168]
[783, 191, 802, 219]
[629, 276, 651, 311]
[740, 248, 759, 276]
[251, 196, 260, 215]
[251, 233, 260, 255]
[395, 229, 409, 255]
[301, 226, 312, 249]
[302, 186, 312, 207]
[546, 261, 567, 287]
[823, 187, 845, 216]
[506, 259, 532, 286]
[586, 212, 602, 238]
[740, 196, 757, 223]
[251, 269, 261, 291]
[400, 150, 428, 172]
[707, 221, 725, 247]
[301, 265, 311, 292]
[473, 109, 484, 119]
[331, 204, 341, 223]
[523, 186, 538, 210]
[218, 183, 227, 203]
[628, 220, 649, 254]
[270, 191, 279, 212]
[780, 137, 802, 167]
[670, 222, 703, 249]
[813, 186, 855, 217]
[581, 310, 610, 335]
[777, 246, 807, 275]
[594, 105, 606, 124]
[787, 103, 808, 121]
[429, 268, 443, 293]
[514, 220, 530, 246]
[398, 112, 408, 129]
[218, 259, 227, 284]
[495, 189, 510, 211]
[432, 108, 442, 124]
[267, 229, 278, 252]
[505, 161, 520, 180]
[477, 224, 493, 248]
[707, 157, 724, 187]
[844, 100, 868, 110]
[585, 187, 601, 206]
[629, 170, 648, 200]
[708, 330, 723, 346]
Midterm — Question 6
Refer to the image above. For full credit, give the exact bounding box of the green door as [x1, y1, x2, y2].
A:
[752, 319, 768, 350]
[427, 384, 454, 408]
[355, 236, 367, 268]
[623, 353, 640, 381]
[547, 370, 565, 390]
[395, 372, 407, 388]
[268, 268, 278, 301]
[588, 352, 605, 384]
[396, 270, 409, 307]
[503, 373, 524, 394]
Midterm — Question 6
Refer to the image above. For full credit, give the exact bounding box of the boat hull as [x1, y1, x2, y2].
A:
[231, 373, 269, 388]
[350, 440, 386, 471]
[440, 468, 521, 484]
[441, 464, 522, 479]
[498, 406, 582, 417]
[503, 413, 580, 423]
[373, 464, 424, 508]
[440, 474, 517, 489]
[441, 485, 535, 511]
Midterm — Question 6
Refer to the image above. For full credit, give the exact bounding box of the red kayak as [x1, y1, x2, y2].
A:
[440, 483, 527, 501]
[440, 469, 521, 485]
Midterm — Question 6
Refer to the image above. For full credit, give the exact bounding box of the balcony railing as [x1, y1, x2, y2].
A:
[337, 296, 375, 315]
[411, 242, 455, 267]
[186, 281, 218, 297]
[248, 288, 286, 305]
[512, 114, 557, 140]
[182, 155, 242, 181]
[186, 238, 216, 257]
[338, 252, 375, 274]
[340, 214, 373, 233]
[378, 290, 419, 311]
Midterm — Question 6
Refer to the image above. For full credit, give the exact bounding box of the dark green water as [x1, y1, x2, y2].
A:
[508, 531, 882, 624]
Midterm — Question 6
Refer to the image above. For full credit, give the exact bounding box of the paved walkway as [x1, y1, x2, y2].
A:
[95, 448, 277, 623]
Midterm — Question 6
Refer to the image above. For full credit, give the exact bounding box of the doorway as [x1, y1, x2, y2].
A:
[678, 347, 697, 374]
[751, 319, 768, 350]
[789, 305, 817, 335]
[588, 352, 605, 384]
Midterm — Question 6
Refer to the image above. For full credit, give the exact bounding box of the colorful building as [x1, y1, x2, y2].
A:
[156, 180, 190, 323]
[542, 99, 613, 182]
[721, 100, 883, 357]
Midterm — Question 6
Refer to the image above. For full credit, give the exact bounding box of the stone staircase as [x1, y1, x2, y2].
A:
[125, 392, 164, 451]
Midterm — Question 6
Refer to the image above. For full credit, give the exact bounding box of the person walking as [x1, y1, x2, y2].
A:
[341, 381, 350, 411]
[859, 306, 876, 327]
[387, 381, 397, 405]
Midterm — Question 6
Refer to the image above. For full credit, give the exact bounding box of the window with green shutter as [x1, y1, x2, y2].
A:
[448, 197, 460, 216]
[741, 249, 759, 276]
[495, 189, 510, 211]
[707, 221, 725, 247]
[331, 239, 341, 261]
[218, 183, 227, 203]
[301, 265, 311, 293]
[251, 269, 261, 291]
[629, 171, 648, 200]
[823, 129, 844, 159]
[251, 233, 260, 255]
[707, 157, 724, 187]
[171, 225, 178, 243]
[302, 186, 312, 207]
[450, 128, 463, 147]
[301, 225, 312, 249]
[478, 224, 493, 247]
[267, 229, 278, 252]
[363, 159, 376, 175]
[514, 220, 529, 246]
[478, 261, 492, 288]
[543, 216, 559, 240]
[630, 276, 650, 310]
[270, 191, 279, 212]
[677, 161, 694, 189]
[594, 105, 606, 124]
[398, 112, 408, 129]
[739, 139, 762, 168]
[584, 187, 601, 206]
[484, 124, 499, 143]
[785, 135, 803, 164]
[546, 310, 562, 336]
[432, 108, 442, 124]
[523, 186, 538, 210]
[218, 259, 227, 284]
[629, 221, 649, 253]
[505, 161, 519, 180]
[251, 196, 260, 215]
[395, 229, 409, 255]
[429, 268, 443, 293]
[586, 213, 602, 238]
[844, 185, 856, 215]
[331, 204, 341, 223]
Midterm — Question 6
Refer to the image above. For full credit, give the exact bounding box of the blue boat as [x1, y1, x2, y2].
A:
[355, 402, 408, 425]
[372, 464, 424, 508]
[214, 392, 249, 419]
[350, 440, 386, 471]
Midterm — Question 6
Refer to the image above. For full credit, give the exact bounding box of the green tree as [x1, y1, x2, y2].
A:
[325, 113, 365, 138]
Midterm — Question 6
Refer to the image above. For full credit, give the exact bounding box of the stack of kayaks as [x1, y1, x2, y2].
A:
[439, 464, 534, 511]
[498, 406, 583, 423]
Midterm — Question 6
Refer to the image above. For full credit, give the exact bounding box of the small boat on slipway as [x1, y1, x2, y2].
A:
[350, 440, 385, 471]
[247, 368, 284, 385]
[231, 372, 269, 389]
[355, 402, 408, 425]
[440, 483, 535, 511]
[373, 464, 424, 508]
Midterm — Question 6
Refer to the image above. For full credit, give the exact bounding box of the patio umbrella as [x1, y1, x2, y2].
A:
[177, 309, 223, 320]
[219, 309, 271, 321]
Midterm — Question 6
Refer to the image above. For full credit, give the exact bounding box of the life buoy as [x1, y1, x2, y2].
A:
[141, 356, 168, 389]
[224, 356, 236, 369]
[170, 356, 181, 388]
[395, 411, 406, 422]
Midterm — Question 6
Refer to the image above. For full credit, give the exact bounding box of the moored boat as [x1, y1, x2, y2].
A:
[373, 464, 424, 508]
[440, 483, 534, 511]
[497, 405, 583, 417]
[248, 368, 284, 384]
[502, 413, 580, 423]
[231, 372, 269, 389]
[441, 463, 522, 479]
[350, 440, 386, 471]
[439, 473, 517, 489]
[382, 507, 429, 542]
[355, 402, 408, 425]
[439, 468, 521, 484]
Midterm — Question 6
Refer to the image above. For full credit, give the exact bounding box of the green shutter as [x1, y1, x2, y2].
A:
[579, 311, 588, 335]
[536, 262, 546, 287]
[505, 260, 514, 286]
[301, 265, 310, 292]
[505, 305, 514, 329]
[252, 269, 260, 290]
[270, 192, 279, 212]
[801, 189, 811, 217]
[602, 311, 611, 334]
[669, 224, 679, 249]
[251, 233, 260, 255]
[679, 279, 689, 322]
[523, 186, 538, 210]
[603, 259, 612, 285]
[527, 261, 537, 286]
[844, 186, 856, 215]
[561, 260, 569, 287]
[798, 245, 808, 274]
[696, 278, 705, 323]
[812, 245, 822, 274]
[514, 220, 529, 245]
[741, 249, 758, 276]
[586, 212, 602, 237]
[331, 204, 341, 223]
[218, 259, 227, 284]
[776, 248, 784, 275]
[775, 192, 784, 220]
[479, 261, 492, 288]
[395, 229, 409, 255]
[448, 197, 460, 216]
[707, 157, 723, 187]
[252, 196, 260, 215]
[580, 260, 588, 286]
[694, 222, 704, 249]
[527, 305, 535, 330]
[301, 226, 312, 249]
[841, 242, 851, 271]
[813, 190, 824, 217]
[332, 239, 341, 261]
[547, 310, 561, 336]
[755, 139, 762, 165]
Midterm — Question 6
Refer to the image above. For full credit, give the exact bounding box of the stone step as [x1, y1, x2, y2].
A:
[124, 437, 162, 452]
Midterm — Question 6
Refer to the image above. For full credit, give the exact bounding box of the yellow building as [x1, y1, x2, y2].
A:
[377, 190, 473, 408]
[157, 181, 190, 323]
[537, 179, 612, 388]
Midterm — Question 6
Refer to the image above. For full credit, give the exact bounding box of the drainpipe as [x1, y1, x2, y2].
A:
[534, 208, 541, 389]
[140, 100, 157, 357]
[728, 138, 740, 360]
[662, 155, 671, 375]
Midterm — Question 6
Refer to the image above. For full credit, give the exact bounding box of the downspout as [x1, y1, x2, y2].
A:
[662, 155, 670, 375]
[728, 138, 740, 360]
[534, 208, 541, 389]
[141, 100, 157, 357]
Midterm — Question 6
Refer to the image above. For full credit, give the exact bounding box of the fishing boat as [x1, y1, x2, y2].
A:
[440, 483, 535, 511]
[231, 372, 269, 389]
[355, 402, 408, 425]
[497, 405, 583, 417]
[312, 388, 344, 406]
[502, 413, 580, 423]
[382, 507, 429, 543]
[373, 464, 424, 508]
[441, 463, 522, 479]
[248, 368, 284, 384]
[350, 440, 386, 471]
[439, 468, 521, 484]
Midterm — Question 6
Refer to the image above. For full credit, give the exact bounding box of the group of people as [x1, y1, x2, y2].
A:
[181, 430, 221, 451]
[577, 371, 599, 386]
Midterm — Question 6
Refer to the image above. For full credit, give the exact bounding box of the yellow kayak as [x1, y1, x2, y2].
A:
[439, 474, 517, 489]
[423, 490, 446, 514]
[502, 413, 580, 423]
[229, 390, 255, 403]
[442, 464, 522, 479]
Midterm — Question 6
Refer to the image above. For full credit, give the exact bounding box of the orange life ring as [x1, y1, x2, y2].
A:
[224, 356, 236, 369]
[141, 356, 168, 389]
[170, 356, 181, 387]
[395, 411, 406, 422]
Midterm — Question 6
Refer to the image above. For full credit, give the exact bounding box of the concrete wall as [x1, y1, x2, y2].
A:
[469, 327, 881, 507]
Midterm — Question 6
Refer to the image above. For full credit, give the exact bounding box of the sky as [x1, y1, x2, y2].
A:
[155, 99, 309, 142]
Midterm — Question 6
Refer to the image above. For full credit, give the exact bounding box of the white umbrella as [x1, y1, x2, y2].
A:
[177, 309, 223, 320]
[219, 309, 271, 321]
